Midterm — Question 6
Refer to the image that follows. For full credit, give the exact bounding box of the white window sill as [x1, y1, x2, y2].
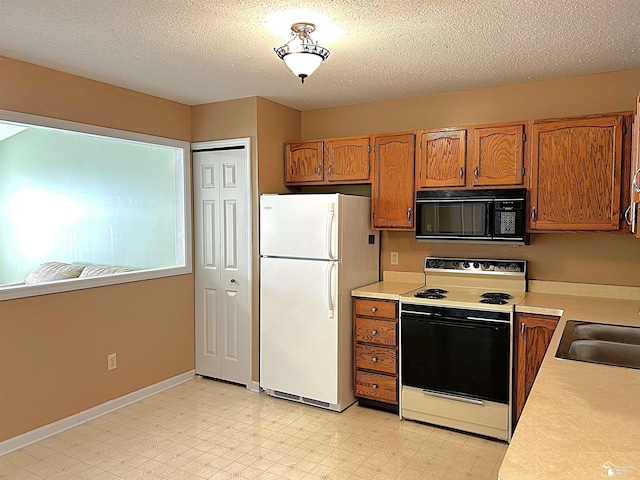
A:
[0, 266, 192, 302]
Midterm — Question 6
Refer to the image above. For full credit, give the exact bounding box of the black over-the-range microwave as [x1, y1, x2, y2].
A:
[415, 188, 529, 245]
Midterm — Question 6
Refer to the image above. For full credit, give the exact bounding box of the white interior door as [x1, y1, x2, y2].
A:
[193, 142, 250, 386]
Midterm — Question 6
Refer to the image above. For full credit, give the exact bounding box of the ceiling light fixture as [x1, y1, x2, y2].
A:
[274, 22, 330, 84]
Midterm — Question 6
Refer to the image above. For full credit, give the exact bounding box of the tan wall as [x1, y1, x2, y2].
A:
[0, 56, 191, 141]
[302, 69, 640, 138]
[191, 97, 258, 143]
[302, 69, 640, 287]
[0, 276, 194, 440]
[0, 57, 194, 442]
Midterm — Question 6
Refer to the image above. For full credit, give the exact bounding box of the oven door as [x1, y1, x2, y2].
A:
[401, 305, 510, 404]
[415, 198, 492, 240]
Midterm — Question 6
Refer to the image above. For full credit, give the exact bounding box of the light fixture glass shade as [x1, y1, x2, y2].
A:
[283, 52, 323, 78]
[274, 22, 330, 83]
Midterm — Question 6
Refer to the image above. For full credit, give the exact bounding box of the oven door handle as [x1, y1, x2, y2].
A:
[421, 389, 485, 405]
[410, 319, 475, 329]
[400, 310, 442, 317]
[466, 316, 510, 324]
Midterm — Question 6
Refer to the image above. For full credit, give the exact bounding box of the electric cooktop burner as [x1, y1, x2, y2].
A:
[414, 291, 447, 299]
[479, 297, 509, 305]
[425, 288, 448, 294]
[481, 292, 514, 300]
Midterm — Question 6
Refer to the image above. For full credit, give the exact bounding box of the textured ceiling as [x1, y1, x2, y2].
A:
[0, 0, 639, 111]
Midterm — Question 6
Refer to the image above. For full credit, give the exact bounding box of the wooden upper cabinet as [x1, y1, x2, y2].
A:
[285, 137, 370, 185]
[530, 114, 624, 231]
[324, 136, 370, 183]
[285, 141, 323, 184]
[468, 123, 525, 187]
[416, 130, 466, 188]
[372, 133, 416, 230]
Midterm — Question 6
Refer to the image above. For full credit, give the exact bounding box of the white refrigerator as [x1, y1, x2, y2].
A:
[259, 193, 380, 411]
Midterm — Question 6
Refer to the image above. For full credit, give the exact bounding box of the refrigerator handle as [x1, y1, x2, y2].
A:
[327, 203, 336, 260]
[327, 262, 336, 318]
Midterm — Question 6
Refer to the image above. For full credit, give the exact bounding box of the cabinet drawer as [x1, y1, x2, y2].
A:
[354, 298, 397, 319]
[355, 317, 397, 346]
[355, 371, 397, 404]
[355, 344, 397, 374]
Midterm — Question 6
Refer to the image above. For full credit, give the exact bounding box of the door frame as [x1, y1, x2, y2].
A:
[191, 137, 253, 390]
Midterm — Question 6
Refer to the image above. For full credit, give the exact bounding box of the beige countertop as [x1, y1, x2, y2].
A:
[501, 290, 640, 480]
[351, 281, 423, 300]
[351, 271, 424, 300]
[351, 277, 640, 479]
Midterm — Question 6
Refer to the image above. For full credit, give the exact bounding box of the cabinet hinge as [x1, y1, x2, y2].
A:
[367, 145, 371, 153]
[522, 167, 526, 176]
[623, 124, 627, 135]
[522, 132, 526, 142]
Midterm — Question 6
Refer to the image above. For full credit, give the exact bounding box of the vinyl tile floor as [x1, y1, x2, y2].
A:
[0, 377, 507, 480]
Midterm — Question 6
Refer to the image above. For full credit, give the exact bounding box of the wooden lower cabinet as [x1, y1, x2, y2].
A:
[353, 298, 399, 408]
[513, 312, 560, 428]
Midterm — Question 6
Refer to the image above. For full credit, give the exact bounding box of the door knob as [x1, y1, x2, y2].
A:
[230, 279, 236, 283]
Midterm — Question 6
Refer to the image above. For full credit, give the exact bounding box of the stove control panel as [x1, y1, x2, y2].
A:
[424, 257, 526, 275]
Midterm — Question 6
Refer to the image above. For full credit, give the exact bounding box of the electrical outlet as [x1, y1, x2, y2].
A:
[107, 353, 117, 371]
[390, 251, 399, 265]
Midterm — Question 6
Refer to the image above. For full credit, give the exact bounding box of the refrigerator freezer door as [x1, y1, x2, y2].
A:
[260, 256, 339, 404]
[260, 194, 339, 260]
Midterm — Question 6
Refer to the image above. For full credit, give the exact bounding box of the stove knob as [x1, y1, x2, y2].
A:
[509, 263, 519, 272]
[453, 261, 460, 268]
[438, 260, 445, 268]
[482, 262, 491, 270]
[463, 261, 470, 268]
[427, 259, 436, 268]
[473, 262, 480, 269]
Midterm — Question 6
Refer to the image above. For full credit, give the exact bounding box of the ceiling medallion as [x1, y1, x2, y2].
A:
[274, 22, 330, 84]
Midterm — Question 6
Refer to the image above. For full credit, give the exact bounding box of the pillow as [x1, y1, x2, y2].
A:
[24, 262, 85, 284]
[78, 265, 131, 278]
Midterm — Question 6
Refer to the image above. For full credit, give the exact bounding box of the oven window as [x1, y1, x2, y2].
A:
[401, 316, 509, 403]
[418, 202, 490, 237]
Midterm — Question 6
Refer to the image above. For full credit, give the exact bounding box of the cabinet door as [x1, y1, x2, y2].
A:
[530, 115, 623, 231]
[372, 134, 416, 229]
[416, 130, 466, 188]
[513, 313, 559, 427]
[631, 96, 640, 238]
[324, 137, 370, 183]
[469, 123, 525, 186]
[285, 141, 323, 184]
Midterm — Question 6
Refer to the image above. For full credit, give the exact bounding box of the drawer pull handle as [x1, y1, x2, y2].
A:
[371, 307, 377, 313]
[372, 384, 378, 389]
[371, 357, 378, 363]
[371, 330, 378, 336]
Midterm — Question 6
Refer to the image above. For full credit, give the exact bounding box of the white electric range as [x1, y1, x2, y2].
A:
[399, 257, 527, 442]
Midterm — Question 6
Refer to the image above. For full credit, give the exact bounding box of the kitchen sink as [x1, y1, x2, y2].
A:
[555, 320, 640, 370]
[573, 323, 640, 345]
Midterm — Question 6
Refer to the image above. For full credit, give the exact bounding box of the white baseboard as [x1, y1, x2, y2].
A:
[250, 381, 261, 393]
[0, 370, 195, 457]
